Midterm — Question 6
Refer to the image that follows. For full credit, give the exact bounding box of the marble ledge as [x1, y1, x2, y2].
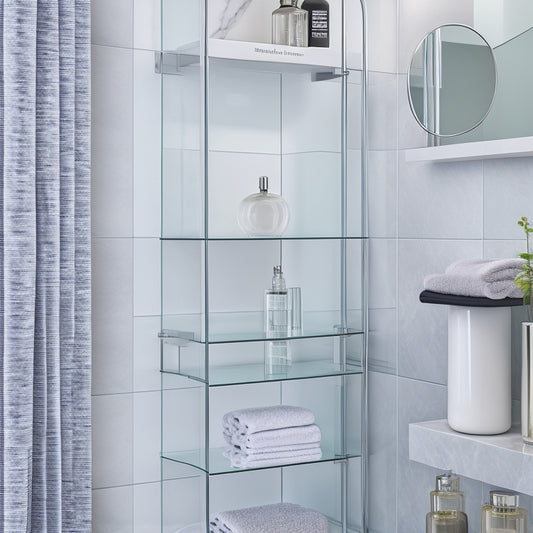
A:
[409, 419, 533, 496]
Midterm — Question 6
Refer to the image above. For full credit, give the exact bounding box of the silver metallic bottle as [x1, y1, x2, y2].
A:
[272, 0, 308, 47]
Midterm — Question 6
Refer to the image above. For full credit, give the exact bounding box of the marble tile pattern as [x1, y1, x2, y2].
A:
[410, 420, 533, 497]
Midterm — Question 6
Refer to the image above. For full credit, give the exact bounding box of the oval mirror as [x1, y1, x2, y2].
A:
[407, 24, 497, 137]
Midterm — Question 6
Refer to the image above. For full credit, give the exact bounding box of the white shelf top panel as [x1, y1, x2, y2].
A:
[208, 38, 342, 68]
[404, 136, 533, 163]
[409, 419, 533, 496]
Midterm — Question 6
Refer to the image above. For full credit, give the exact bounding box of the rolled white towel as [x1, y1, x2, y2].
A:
[209, 503, 329, 533]
[222, 406, 315, 442]
[445, 258, 526, 282]
[223, 445, 322, 469]
[424, 273, 523, 299]
[224, 423, 321, 449]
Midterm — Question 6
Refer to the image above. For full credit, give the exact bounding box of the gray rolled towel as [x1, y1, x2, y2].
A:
[209, 503, 329, 533]
[445, 258, 526, 281]
[423, 258, 526, 299]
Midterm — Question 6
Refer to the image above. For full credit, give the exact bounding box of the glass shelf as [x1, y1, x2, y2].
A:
[161, 445, 360, 476]
[161, 236, 366, 242]
[162, 360, 363, 387]
[160, 312, 363, 344]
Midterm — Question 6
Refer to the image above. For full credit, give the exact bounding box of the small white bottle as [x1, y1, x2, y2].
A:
[264, 265, 288, 336]
[238, 176, 289, 237]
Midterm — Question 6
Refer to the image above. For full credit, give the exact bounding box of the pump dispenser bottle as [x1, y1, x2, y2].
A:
[482, 491, 527, 533]
[426, 471, 468, 533]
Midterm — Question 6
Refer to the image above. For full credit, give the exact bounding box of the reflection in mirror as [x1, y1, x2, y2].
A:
[407, 24, 497, 138]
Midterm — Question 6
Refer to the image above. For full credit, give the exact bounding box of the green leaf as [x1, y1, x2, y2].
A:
[519, 253, 533, 260]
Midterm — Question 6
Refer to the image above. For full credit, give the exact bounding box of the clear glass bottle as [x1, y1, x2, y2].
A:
[237, 176, 290, 237]
[482, 491, 527, 533]
[264, 266, 290, 375]
[426, 472, 468, 533]
[264, 265, 288, 336]
[272, 0, 308, 47]
[301, 0, 329, 47]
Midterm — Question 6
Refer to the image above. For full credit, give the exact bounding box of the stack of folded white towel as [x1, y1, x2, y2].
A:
[222, 405, 322, 469]
[423, 258, 526, 299]
[209, 503, 329, 533]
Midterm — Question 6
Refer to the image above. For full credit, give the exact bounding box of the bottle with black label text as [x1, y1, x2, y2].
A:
[301, 0, 329, 47]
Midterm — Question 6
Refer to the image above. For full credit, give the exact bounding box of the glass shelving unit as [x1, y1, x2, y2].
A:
[159, 0, 366, 530]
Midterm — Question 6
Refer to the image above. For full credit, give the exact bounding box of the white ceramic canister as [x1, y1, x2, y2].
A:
[447, 305, 511, 435]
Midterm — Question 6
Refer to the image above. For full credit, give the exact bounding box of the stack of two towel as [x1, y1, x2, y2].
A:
[424, 258, 526, 300]
[210, 503, 329, 533]
[223, 405, 322, 469]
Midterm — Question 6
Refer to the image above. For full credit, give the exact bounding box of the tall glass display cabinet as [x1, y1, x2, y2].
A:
[158, 0, 366, 530]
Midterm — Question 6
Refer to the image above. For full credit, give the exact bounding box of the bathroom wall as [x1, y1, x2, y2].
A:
[91, 1, 162, 530]
[367, 0, 533, 532]
[90, 0, 533, 531]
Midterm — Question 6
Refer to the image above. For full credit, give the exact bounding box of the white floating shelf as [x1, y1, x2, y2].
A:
[404, 136, 533, 163]
[409, 419, 533, 496]
[208, 38, 341, 69]
[160, 40, 363, 73]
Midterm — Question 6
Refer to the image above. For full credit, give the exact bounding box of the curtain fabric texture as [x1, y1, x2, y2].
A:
[0, 1, 91, 531]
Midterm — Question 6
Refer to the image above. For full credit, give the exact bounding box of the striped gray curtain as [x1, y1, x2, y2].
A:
[0, 1, 91, 531]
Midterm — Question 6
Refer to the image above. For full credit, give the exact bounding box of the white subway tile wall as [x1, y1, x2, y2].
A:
[91, 0, 533, 531]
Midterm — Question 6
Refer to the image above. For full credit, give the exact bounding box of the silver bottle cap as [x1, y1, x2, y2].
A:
[280, 0, 297, 6]
[436, 471, 460, 492]
[490, 491, 519, 508]
[259, 176, 269, 192]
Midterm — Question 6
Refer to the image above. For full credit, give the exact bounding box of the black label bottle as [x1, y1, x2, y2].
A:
[301, 0, 329, 47]
[426, 471, 468, 533]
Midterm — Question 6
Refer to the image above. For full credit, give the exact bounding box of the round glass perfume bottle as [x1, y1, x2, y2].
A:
[237, 177, 289, 237]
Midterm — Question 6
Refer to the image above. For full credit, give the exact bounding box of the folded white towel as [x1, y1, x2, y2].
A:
[445, 258, 526, 282]
[424, 273, 523, 299]
[222, 406, 315, 442]
[209, 503, 329, 533]
[223, 445, 322, 469]
[233, 441, 320, 455]
[224, 423, 321, 448]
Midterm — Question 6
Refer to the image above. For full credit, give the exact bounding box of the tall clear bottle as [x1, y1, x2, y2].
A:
[264, 265, 288, 336]
[426, 472, 468, 533]
[482, 491, 527, 533]
[264, 266, 290, 374]
[272, 0, 308, 47]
